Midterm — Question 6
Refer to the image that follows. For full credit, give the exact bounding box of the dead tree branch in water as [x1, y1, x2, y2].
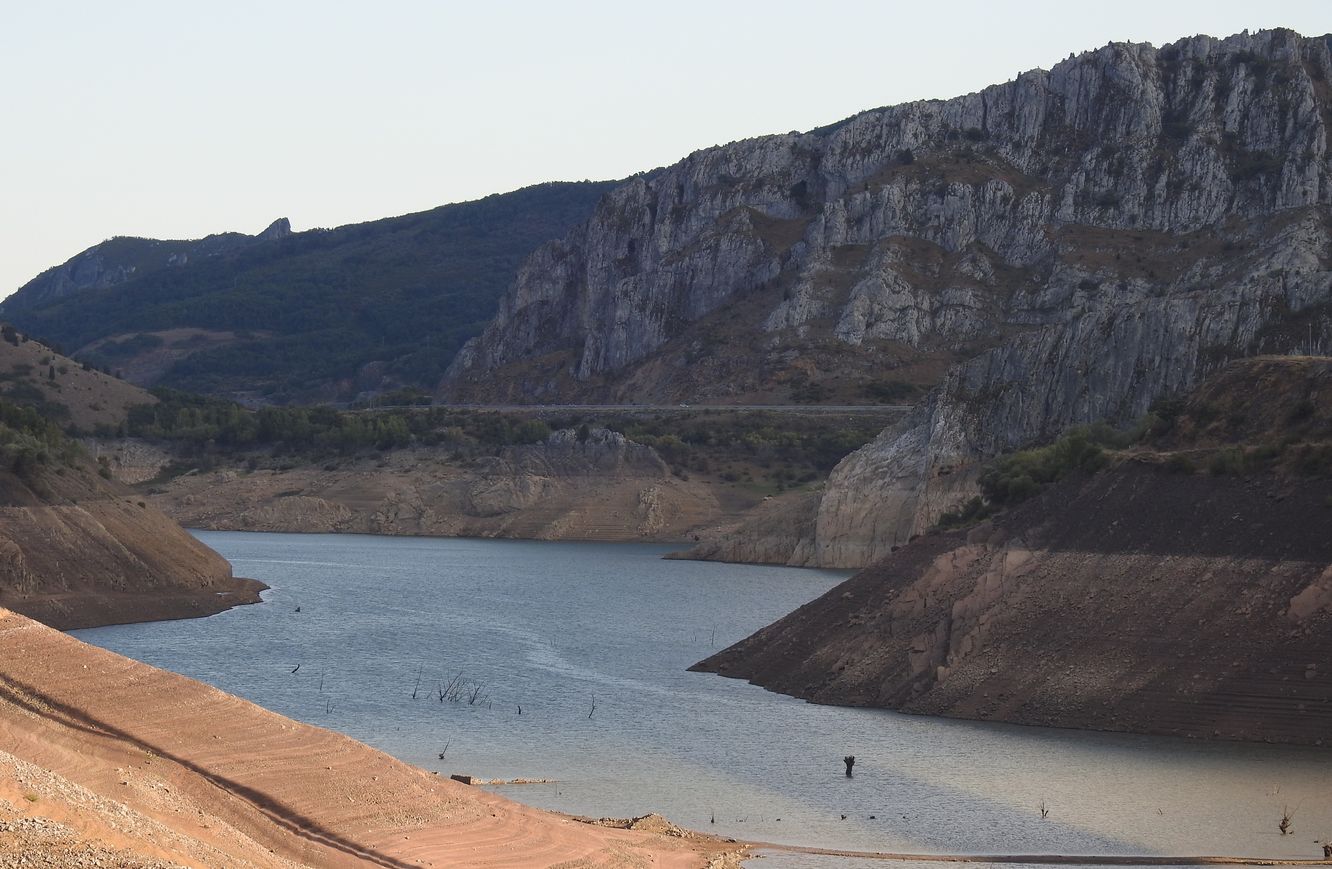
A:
[1279, 805, 1296, 835]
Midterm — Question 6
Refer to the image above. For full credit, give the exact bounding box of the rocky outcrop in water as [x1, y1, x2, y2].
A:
[451, 29, 1332, 566]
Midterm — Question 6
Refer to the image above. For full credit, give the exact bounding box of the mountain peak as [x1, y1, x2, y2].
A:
[258, 217, 292, 241]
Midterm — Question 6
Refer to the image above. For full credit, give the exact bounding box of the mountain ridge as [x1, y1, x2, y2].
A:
[445, 28, 1332, 565]
[3, 181, 618, 403]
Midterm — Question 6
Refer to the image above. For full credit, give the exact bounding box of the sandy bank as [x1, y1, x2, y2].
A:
[0, 458, 268, 630]
[0, 607, 740, 867]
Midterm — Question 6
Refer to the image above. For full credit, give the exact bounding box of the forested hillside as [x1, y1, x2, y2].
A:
[3, 181, 617, 402]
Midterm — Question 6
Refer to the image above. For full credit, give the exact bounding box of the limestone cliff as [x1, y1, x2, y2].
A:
[445, 29, 1332, 566]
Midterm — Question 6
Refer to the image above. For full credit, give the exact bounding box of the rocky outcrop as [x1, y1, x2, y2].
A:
[464, 427, 666, 516]
[257, 216, 292, 241]
[143, 430, 769, 543]
[446, 28, 1332, 566]
[672, 490, 822, 565]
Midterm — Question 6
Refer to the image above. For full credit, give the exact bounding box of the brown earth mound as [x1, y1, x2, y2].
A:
[0, 455, 262, 630]
[695, 462, 1332, 744]
[694, 359, 1332, 745]
[0, 608, 736, 867]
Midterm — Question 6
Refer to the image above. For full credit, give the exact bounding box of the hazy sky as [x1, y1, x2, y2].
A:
[2, 1, 1327, 297]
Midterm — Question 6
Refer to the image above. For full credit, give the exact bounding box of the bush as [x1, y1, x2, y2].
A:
[1288, 399, 1316, 423]
[860, 379, 920, 403]
[979, 428, 1108, 506]
[937, 496, 993, 529]
[791, 381, 830, 403]
[1148, 397, 1186, 432]
[513, 419, 551, 444]
[1207, 448, 1246, 476]
[1294, 443, 1332, 476]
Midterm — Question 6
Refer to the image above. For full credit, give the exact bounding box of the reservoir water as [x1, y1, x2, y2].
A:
[74, 531, 1332, 866]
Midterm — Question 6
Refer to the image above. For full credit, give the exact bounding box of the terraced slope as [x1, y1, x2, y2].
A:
[0, 608, 734, 867]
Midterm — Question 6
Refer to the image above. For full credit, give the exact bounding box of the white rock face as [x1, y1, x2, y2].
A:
[447, 30, 1332, 566]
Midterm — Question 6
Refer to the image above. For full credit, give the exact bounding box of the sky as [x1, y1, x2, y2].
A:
[1, 0, 1327, 298]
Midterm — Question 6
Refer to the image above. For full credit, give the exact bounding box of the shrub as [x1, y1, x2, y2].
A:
[1294, 443, 1332, 476]
[1146, 397, 1186, 437]
[1288, 399, 1316, 423]
[979, 428, 1108, 506]
[860, 379, 920, 403]
[1207, 448, 1246, 476]
[937, 496, 993, 529]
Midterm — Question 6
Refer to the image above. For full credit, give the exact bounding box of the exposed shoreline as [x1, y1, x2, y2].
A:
[0, 606, 743, 867]
[3, 575, 268, 631]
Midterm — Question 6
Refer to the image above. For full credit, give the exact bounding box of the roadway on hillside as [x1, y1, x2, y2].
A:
[363, 403, 914, 414]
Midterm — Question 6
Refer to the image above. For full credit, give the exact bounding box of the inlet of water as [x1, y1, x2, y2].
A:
[73, 531, 1332, 865]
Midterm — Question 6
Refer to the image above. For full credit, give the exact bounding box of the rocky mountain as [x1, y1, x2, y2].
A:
[3, 181, 616, 403]
[8, 218, 291, 310]
[692, 356, 1332, 746]
[445, 29, 1332, 566]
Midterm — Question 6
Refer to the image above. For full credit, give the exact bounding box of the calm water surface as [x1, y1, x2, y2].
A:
[73, 532, 1332, 866]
